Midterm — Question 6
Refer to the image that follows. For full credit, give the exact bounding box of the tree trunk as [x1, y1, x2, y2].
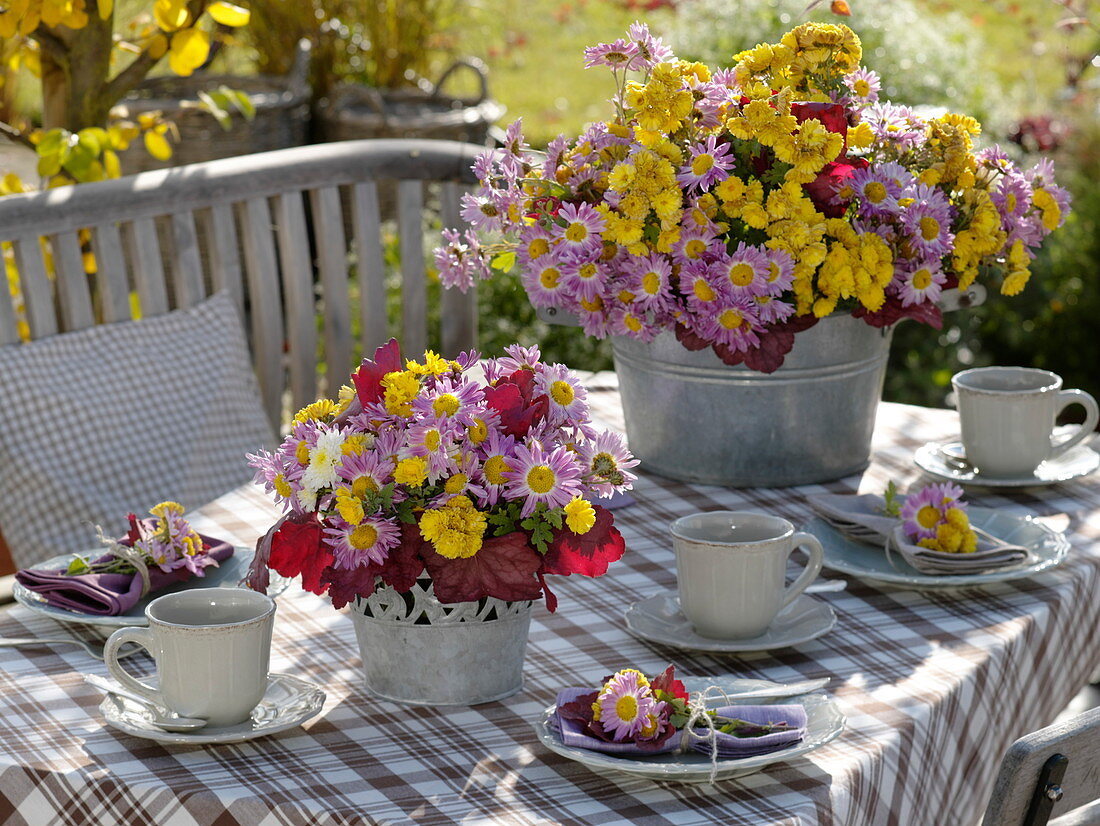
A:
[39, 15, 117, 132]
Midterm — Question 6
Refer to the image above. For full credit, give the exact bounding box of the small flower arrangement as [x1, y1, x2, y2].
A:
[558, 665, 799, 750]
[434, 22, 1070, 372]
[898, 482, 978, 554]
[245, 340, 636, 610]
[67, 501, 216, 577]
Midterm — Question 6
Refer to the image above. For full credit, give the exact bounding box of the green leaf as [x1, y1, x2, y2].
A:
[491, 251, 517, 273]
[882, 480, 901, 517]
[65, 556, 90, 575]
[225, 86, 256, 120]
[196, 90, 232, 131]
[545, 509, 563, 529]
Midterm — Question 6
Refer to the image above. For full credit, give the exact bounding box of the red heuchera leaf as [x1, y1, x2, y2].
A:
[537, 571, 558, 613]
[320, 563, 381, 610]
[673, 322, 711, 351]
[540, 506, 626, 578]
[483, 369, 549, 438]
[246, 515, 291, 592]
[804, 156, 869, 218]
[651, 664, 689, 703]
[558, 688, 679, 751]
[378, 523, 427, 593]
[267, 512, 332, 595]
[422, 530, 543, 604]
[351, 338, 403, 408]
[713, 313, 819, 373]
[791, 101, 849, 139]
[854, 297, 944, 329]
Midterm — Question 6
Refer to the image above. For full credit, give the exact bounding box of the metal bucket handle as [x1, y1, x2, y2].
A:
[429, 58, 491, 105]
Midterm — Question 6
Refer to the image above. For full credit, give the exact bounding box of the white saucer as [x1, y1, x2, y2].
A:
[100, 673, 325, 744]
[625, 594, 836, 653]
[914, 441, 1099, 487]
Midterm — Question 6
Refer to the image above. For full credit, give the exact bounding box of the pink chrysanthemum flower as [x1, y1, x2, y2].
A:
[493, 343, 543, 375]
[626, 21, 673, 71]
[554, 202, 606, 255]
[475, 429, 517, 508]
[753, 293, 795, 324]
[901, 184, 956, 259]
[697, 297, 762, 353]
[677, 135, 735, 194]
[900, 482, 966, 541]
[849, 167, 903, 218]
[578, 430, 638, 496]
[680, 260, 725, 314]
[558, 252, 608, 303]
[459, 191, 508, 233]
[412, 376, 484, 428]
[324, 515, 402, 569]
[583, 38, 639, 70]
[625, 253, 673, 311]
[671, 222, 720, 265]
[762, 248, 796, 295]
[504, 442, 584, 517]
[521, 256, 571, 309]
[717, 242, 770, 297]
[594, 669, 659, 741]
[895, 259, 946, 307]
[434, 228, 493, 293]
[336, 450, 393, 498]
[536, 363, 590, 427]
[844, 67, 881, 105]
[609, 304, 658, 341]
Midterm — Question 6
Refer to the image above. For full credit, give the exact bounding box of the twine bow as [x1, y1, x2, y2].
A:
[96, 526, 152, 597]
[676, 685, 739, 784]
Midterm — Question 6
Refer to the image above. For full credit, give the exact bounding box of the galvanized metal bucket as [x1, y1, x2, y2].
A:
[351, 580, 532, 706]
[612, 314, 894, 487]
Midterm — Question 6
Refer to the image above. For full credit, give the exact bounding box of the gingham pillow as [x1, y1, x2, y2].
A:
[0, 291, 276, 568]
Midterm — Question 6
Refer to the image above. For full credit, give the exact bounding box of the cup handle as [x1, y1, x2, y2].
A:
[103, 627, 162, 706]
[780, 532, 825, 610]
[1049, 389, 1100, 460]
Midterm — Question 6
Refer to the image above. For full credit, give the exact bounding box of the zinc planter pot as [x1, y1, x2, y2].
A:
[612, 314, 894, 487]
[350, 579, 533, 706]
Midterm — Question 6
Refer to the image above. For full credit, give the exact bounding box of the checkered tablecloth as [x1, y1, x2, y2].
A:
[1, 386, 1099, 826]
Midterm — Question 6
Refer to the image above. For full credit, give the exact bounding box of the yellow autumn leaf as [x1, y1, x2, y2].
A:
[98, 0, 113, 19]
[146, 32, 168, 59]
[0, 173, 24, 195]
[154, 0, 190, 32]
[207, 1, 250, 27]
[103, 150, 121, 178]
[168, 27, 209, 76]
[0, 13, 17, 40]
[144, 130, 173, 161]
[22, 49, 40, 78]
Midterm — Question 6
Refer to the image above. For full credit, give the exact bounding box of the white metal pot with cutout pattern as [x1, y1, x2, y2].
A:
[351, 578, 533, 706]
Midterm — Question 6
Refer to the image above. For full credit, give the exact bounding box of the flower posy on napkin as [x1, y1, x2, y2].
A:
[551, 666, 807, 760]
[809, 483, 1029, 574]
[15, 502, 233, 616]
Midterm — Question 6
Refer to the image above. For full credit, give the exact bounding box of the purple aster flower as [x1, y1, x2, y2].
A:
[844, 67, 881, 106]
[672, 223, 721, 266]
[695, 296, 762, 353]
[493, 343, 544, 375]
[584, 38, 640, 70]
[578, 430, 638, 496]
[412, 375, 485, 427]
[677, 135, 735, 194]
[536, 362, 590, 428]
[849, 166, 902, 218]
[900, 482, 966, 541]
[680, 259, 726, 314]
[762, 248, 795, 295]
[627, 21, 673, 71]
[901, 184, 955, 259]
[337, 450, 393, 496]
[554, 202, 606, 256]
[595, 669, 660, 741]
[608, 303, 658, 341]
[893, 258, 946, 308]
[521, 255, 573, 310]
[434, 228, 493, 293]
[504, 442, 584, 517]
[460, 191, 509, 233]
[625, 253, 673, 311]
[324, 515, 401, 569]
[753, 294, 795, 324]
[543, 134, 572, 178]
[558, 251, 608, 303]
[716, 242, 769, 297]
[862, 102, 927, 151]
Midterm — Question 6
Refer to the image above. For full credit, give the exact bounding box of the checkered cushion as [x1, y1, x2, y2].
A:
[0, 292, 276, 568]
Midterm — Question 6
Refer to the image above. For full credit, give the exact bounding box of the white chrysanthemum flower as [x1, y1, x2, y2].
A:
[302, 429, 346, 492]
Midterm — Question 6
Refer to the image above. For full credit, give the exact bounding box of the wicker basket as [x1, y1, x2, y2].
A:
[114, 41, 310, 175]
[317, 59, 504, 145]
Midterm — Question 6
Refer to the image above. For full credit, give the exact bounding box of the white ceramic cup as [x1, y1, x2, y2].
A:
[952, 367, 1099, 478]
[670, 511, 824, 640]
[103, 587, 276, 727]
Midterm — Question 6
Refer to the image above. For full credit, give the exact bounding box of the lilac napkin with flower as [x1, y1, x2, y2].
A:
[14, 535, 233, 616]
[550, 687, 806, 758]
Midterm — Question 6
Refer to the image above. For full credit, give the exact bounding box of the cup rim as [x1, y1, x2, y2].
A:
[145, 587, 276, 630]
[952, 366, 1062, 395]
[669, 510, 794, 546]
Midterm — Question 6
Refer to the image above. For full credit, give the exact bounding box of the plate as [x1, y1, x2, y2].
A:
[13, 548, 290, 632]
[100, 672, 325, 745]
[625, 594, 836, 652]
[914, 441, 1099, 487]
[806, 507, 1070, 588]
[533, 676, 844, 783]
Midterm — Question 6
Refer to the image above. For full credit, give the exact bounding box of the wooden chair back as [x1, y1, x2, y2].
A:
[982, 706, 1100, 826]
[0, 139, 484, 432]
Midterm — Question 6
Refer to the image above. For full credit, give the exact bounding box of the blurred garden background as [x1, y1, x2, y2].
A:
[2, 0, 1097, 411]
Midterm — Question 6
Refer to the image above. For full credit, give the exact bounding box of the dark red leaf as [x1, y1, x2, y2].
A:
[351, 338, 403, 408]
[540, 506, 626, 578]
[320, 563, 380, 610]
[804, 157, 869, 218]
[246, 514, 290, 592]
[267, 512, 333, 595]
[483, 370, 549, 438]
[422, 530, 543, 603]
[378, 523, 427, 593]
[651, 664, 689, 702]
[537, 571, 558, 613]
[854, 298, 943, 329]
[673, 322, 712, 351]
[791, 102, 849, 139]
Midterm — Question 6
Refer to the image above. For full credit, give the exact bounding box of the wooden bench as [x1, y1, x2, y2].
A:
[0, 138, 484, 433]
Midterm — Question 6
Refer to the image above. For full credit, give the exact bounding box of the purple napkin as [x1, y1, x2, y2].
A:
[14, 535, 234, 616]
[550, 687, 806, 758]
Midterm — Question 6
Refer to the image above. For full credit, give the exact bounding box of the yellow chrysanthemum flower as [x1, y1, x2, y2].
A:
[419, 495, 487, 559]
[564, 497, 597, 535]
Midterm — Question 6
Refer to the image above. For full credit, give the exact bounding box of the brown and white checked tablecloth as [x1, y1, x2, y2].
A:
[1, 387, 1099, 826]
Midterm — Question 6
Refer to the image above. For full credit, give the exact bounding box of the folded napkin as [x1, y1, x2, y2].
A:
[808, 493, 1030, 575]
[551, 687, 805, 759]
[15, 535, 234, 616]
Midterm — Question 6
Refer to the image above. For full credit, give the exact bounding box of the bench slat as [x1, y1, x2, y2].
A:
[310, 186, 353, 392]
[11, 236, 57, 339]
[397, 180, 427, 356]
[351, 182, 388, 356]
[171, 211, 205, 308]
[90, 223, 132, 323]
[201, 204, 244, 310]
[48, 232, 95, 332]
[439, 182, 478, 356]
[273, 192, 317, 412]
[0, 244, 19, 345]
[123, 218, 168, 317]
[239, 197, 285, 431]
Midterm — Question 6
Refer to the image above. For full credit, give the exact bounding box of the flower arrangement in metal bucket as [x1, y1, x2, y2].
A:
[433, 22, 1071, 372]
[245, 340, 636, 610]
